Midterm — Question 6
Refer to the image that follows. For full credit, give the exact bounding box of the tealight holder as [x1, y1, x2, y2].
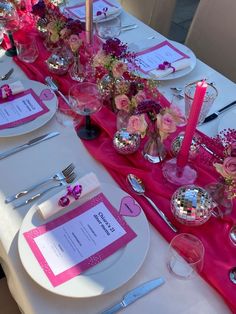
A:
[113, 130, 140, 155]
[171, 185, 213, 226]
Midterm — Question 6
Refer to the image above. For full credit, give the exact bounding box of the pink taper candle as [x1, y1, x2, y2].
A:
[86, 0, 93, 44]
[177, 81, 208, 168]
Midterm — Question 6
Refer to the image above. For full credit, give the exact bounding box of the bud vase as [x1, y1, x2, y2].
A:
[143, 131, 167, 163]
[69, 54, 84, 82]
[205, 178, 234, 217]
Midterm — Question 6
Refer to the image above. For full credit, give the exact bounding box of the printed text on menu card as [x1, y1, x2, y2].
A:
[66, 0, 118, 19]
[0, 89, 49, 130]
[136, 40, 190, 73]
[24, 193, 137, 287]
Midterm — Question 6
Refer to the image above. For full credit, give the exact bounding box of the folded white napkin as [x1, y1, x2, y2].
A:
[150, 58, 192, 79]
[38, 172, 101, 220]
[94, 7, 121, 21]
[0, 81, 24, 99]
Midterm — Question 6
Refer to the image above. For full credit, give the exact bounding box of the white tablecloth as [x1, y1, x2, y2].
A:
[0, 9, 234, 314]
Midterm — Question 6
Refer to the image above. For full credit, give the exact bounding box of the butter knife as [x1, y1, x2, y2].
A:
[203, 100, 236, 123]
[101, 277, 165, 314]
[0, 131, 59, 160]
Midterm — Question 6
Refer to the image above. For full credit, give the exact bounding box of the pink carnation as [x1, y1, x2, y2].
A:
[127, 114, 147, 136]
[115, 94, 130, 112]
[112, 61, 127, 78]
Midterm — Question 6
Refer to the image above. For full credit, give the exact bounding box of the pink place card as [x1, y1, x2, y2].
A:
[23, 193, 137, 287]
[0, 89, 50, 130]
[65, 0, 118, 19]
[135, 40, 190, 74]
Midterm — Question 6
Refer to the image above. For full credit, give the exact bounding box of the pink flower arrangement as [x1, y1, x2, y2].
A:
[214, 157, 236, 180]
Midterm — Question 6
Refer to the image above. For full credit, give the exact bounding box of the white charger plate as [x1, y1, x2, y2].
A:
[18, 183, 150, 298]
[218, 108, 236, 133]
[62, 0, 122, 22]
[0, 79, 57, 137]
[129, 38, 196, 81]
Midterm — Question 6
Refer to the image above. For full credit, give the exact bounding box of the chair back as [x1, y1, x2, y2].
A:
[185, 0, 236, 82]
[118, 0, 176, 36]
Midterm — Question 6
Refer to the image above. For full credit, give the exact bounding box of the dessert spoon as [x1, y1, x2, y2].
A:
[229, 225, 236, 245]
[127, 174, 178, 233]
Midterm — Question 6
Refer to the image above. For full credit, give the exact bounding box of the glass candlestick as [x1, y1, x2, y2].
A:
[162, 157, 197, 185]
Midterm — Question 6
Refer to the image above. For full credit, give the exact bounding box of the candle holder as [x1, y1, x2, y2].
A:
[162, 157, 197, 185]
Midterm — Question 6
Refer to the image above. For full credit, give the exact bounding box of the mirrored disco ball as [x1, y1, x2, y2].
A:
[113, 129, 140, 155]
[171, 185, 213, 226]
[171, 132, 200, 158]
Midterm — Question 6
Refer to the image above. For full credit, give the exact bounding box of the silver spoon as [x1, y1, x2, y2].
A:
[127, 174, 178, 233]
[229, 225, 236, 245]
[45, 76, 71, 107]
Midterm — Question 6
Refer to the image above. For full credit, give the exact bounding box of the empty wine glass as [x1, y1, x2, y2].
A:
[95, 16, 121, 40]
[0, 0, 20, 57]
[69, 82, 102, 140]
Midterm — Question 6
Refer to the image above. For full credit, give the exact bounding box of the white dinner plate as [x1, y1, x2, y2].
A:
[218, 108, 236, 133]
[62, 0, 122, 22]
[18, 183, 150, 298]
[0, 79, 57, 137]
[129, 38, 196, 81]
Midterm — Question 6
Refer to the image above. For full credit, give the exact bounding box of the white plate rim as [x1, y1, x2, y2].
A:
[129, 39, 196, 81]
[217, 108, 236, 134]
[18, 182, 150, 298]
[0, 79, 58, 137]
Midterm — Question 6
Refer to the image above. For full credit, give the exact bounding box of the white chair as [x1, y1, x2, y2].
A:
[118, 0, 177, 36]
[185, 0, 236, 82]
[0, 278, 20, 314]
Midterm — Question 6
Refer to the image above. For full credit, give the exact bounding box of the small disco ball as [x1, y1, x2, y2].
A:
[171, 185, 213, 226]
[113, 129, 140, 155]
[171, 132, 200, 158]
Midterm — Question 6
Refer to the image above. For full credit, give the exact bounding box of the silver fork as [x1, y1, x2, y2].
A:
[5, 163, 75, 203]
[13, 172, 77, 209]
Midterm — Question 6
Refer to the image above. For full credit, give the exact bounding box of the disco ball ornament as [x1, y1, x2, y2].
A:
[171, 185, 213, 226]
[171, 132, 200, 158]
[113, 129, 140, 155]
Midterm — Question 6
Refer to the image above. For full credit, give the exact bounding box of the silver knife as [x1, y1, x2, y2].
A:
[203, 100, 236, 123]
[101, 277, 165, 314]
[0, 132, 60, 160]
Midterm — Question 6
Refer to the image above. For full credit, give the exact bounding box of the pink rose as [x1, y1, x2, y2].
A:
[127, 114, 147, 136]
[226, 141, 236, 157]
[69, 34, 81, 53]
[134, 90, 146, 104]
[156, 112, 177, 141]
[115, 95, 130, 112]
[112, 61, 127, 78]
[214, 157, 236, 179]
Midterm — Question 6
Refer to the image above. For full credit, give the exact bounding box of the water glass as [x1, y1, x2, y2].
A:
[185, 82, 218, 125]
[166, 233, 205, 279]
[95, 16, 121, 40]
[16, 39, 39, 63]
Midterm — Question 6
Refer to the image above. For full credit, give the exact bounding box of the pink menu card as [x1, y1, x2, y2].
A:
[136, 40, 190, 74]
[0, 89, 49, 130]
[23, 193, 137, 287]
[65, 0, 118, 19]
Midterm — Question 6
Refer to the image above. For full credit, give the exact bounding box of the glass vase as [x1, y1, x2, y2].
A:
[69, 54, 84, 82]
[205, 178, 234, 217]
[116, 110, 131, 130]
[143, 131, 167, 163]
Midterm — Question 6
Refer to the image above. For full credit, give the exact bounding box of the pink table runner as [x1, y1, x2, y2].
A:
[10, 28, 236, 314]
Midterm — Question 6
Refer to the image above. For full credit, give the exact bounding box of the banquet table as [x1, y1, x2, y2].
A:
[0, 7, 235, 314]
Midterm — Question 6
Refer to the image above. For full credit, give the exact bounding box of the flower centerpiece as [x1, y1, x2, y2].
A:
[206, 129, 236, 216]
[94, 38, 136, 111]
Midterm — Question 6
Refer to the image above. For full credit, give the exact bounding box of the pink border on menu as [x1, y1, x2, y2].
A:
[136, 40, 190, 74]
[65, 0, 118, 19]
[0, 89, 50, 130]
[23, 193, 137, 287]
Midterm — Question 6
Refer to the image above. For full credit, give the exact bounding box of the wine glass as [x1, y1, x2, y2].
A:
[95, 16, 121, 40]
[69, 82, 102, 140]
[0, 0, 20, 57]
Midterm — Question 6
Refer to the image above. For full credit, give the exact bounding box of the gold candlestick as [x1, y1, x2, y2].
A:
[86, 0, 93, 44]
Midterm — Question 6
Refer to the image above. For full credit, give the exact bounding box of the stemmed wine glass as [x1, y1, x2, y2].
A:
[0, 0, 20, 57]
[69, 82, 102, 140]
